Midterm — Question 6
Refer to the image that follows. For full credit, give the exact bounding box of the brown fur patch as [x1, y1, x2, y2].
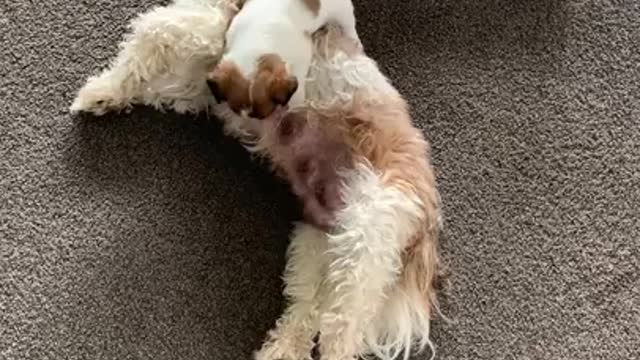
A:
[249, 54, 298, 118]
[206, 61, 250, 113]
[302, 0, 321, 15]
[254, 92, 444, 312]
[301, 92, 443, 313]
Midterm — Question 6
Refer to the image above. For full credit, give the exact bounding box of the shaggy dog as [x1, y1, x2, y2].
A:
[249, 28, 444, 360]
[70, 1, 445, 359]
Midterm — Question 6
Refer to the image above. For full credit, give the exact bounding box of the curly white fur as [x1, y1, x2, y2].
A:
[305, 36, 398, 108]
[321, 162, 427, 360]
[70, 0, 238, 115]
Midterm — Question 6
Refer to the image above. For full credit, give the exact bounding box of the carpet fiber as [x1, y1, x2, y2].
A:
[2, 1, 639, 359]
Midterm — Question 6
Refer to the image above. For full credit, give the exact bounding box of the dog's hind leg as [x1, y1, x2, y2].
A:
[316, 163, 421, 360]
[254, 224, 327, 360]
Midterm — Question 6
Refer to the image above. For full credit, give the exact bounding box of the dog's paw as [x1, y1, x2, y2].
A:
[254, 340, 313, 360]
[69, 76, 131, 116]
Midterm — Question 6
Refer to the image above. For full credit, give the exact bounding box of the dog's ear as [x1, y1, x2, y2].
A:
[248, 54, 298, 119]
[271, 75, 298, 106]
[206, 61, 250, 112]
[248, 71, 276, 119]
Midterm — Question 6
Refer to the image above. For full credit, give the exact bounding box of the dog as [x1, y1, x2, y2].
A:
[70, 2, 445, 359]
[206, 0, 361, 119]
[245, 27, 445, 360]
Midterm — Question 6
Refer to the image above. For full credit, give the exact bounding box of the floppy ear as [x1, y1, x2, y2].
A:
[271, 75, 298, 105]
[206, 67, 227, 103]
[206, 61, 250, 112]
[248, 71, 275, 119]
[249, 54, 299, 118]
[249, 74, 298, 118]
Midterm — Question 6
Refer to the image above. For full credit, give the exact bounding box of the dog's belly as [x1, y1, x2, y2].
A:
[259, 111, 352, 230]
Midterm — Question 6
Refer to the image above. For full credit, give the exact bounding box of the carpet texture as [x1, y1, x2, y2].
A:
[2, 0, 639, 359]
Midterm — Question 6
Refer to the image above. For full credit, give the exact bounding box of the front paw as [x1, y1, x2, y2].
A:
[69, 76, 129, 116]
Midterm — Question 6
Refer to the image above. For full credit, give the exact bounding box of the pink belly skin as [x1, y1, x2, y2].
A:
[260, 111, 352, 230]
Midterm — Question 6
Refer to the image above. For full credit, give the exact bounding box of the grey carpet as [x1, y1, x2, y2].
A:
[1, 0, 639, 359]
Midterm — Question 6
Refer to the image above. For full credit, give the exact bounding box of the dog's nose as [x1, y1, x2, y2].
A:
[248, 110, 266, 119]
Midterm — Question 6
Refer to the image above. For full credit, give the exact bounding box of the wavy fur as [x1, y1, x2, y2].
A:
[70, 0, 239, 115]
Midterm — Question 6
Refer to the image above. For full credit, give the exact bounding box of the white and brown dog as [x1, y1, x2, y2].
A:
[242, 28, 444, 360]
[70, 1, 445, 359]
[207, 0, 361, 119]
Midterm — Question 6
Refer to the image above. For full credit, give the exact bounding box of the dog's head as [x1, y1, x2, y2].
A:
[207, 54, 298, 119]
